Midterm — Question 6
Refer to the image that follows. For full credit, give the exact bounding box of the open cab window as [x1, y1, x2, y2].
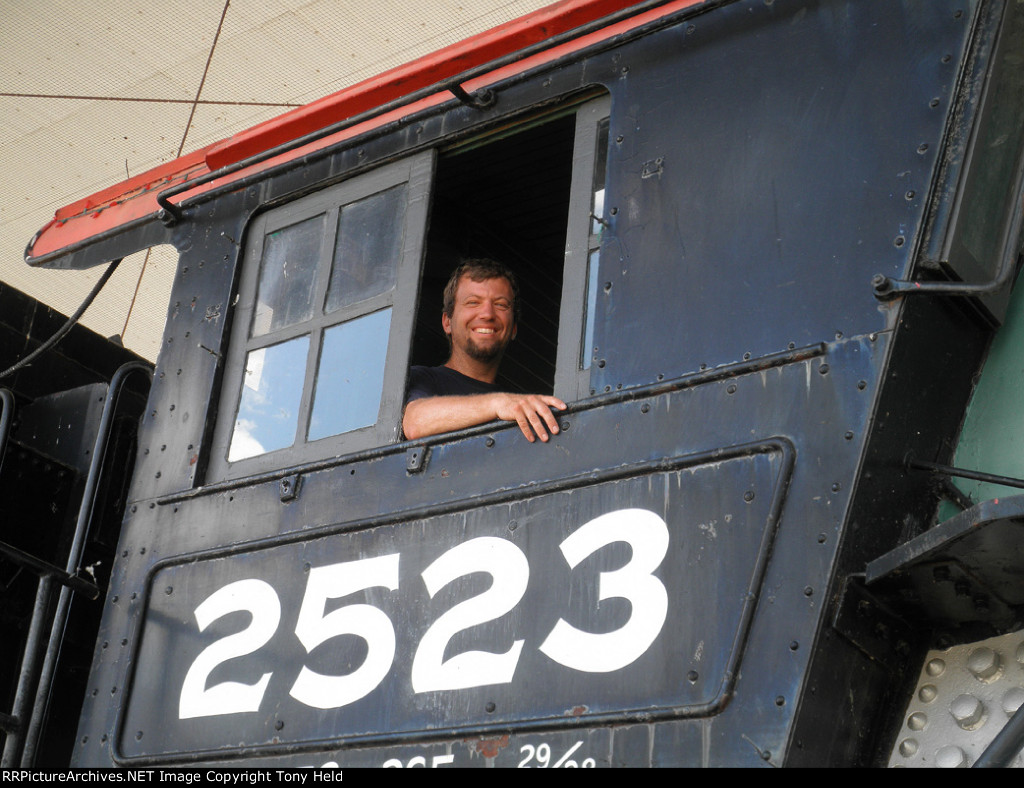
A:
[211, 93, 609, 479]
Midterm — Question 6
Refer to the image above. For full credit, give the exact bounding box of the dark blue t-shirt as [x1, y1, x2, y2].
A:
[405, 365, 501, 403]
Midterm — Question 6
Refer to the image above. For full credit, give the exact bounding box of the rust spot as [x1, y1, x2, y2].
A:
[189, 454, 198, 466]
[472, 735, 510, 759]
[569, 705, 588, 717]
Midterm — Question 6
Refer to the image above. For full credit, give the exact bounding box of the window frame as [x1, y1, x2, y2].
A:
[209, 152, 435, 480]
[555, 95, 612, 402]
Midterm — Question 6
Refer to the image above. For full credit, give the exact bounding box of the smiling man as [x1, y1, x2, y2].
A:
[402, 259, 567, 442]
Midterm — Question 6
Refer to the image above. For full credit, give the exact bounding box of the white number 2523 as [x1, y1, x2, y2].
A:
[178, 508, 669, 719]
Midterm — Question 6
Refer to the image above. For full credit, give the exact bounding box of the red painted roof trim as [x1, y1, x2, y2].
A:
[28, 0, 702, 265]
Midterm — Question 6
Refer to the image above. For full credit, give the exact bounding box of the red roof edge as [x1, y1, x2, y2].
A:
[28, 0, 682, 265]
[204, 0, 638, 171]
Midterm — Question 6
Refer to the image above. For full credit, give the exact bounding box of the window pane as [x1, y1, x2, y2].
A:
[325, 186, 406, 313]
[308, 309, 392, 441]
[582, 249, 601, 370]
[590, 118, 610, 236]
[228, 335, 310, 461]
[252, 215, 325, 337]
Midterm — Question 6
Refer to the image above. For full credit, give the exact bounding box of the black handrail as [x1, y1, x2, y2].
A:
[15, 362, 152, 766]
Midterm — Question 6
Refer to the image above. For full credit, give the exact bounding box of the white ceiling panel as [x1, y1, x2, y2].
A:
[1, 0, 557, 362]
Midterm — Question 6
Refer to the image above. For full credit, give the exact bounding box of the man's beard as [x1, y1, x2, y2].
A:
[464, 335, 506, 363]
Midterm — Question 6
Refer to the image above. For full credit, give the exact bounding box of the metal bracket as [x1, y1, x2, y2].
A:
[279, 473, 301, 502]
[832, 575, 913, 670]
[448, 83, 496, 110]
[406, 446, 428, 473]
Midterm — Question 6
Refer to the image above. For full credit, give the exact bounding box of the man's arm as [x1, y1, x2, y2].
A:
[403, 392, 567, 443]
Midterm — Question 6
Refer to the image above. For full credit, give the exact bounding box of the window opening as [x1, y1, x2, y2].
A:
[411, 93, 611, 404]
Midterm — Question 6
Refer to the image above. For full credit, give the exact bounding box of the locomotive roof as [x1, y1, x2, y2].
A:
[26, 0, 702, 269]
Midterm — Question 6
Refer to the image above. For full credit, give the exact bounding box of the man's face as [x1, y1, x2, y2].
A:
[443, 275, 516, 364]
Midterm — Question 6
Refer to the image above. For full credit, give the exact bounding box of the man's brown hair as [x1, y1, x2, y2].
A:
[442, 258, 520, 324]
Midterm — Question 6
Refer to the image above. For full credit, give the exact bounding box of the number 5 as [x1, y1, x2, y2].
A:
[289, 554, 400, 709]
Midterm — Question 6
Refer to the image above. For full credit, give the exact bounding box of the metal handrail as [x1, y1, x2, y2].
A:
[10, 362, 151, 766]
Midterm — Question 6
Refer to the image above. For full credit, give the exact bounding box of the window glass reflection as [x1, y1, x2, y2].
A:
[229, 336, 310, 461]
[308, 309, 393, 441]
[325, 186, 406, 313]
[252, 215, 325, 337]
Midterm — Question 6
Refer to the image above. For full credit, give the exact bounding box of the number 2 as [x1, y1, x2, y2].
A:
[412, 537, 529, 692]
[179, 579, 280, 719]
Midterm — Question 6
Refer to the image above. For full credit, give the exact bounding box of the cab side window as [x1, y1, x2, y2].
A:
[210, 153, 434, 479]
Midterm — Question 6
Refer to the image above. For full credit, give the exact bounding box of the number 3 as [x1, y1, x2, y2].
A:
[539, 509, 669, 672]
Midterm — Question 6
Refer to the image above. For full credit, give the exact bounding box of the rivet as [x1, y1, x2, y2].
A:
[275, 720, 284, 731]
[899, 738, 919, 757]
[485, 437, 495, 448]
[935, 745, 966, 768]
[687, 670, 699, 682]
[803, 586, 813, 597]
[1002, 687, 1024, 716]
[485, 702, 496, 713]
[919, 684, 938, 703]
[907, 711, 927, 731]
[967, 646, 1001, 681]
[926, 658, 946, 677]
[950, 694, 984, 729]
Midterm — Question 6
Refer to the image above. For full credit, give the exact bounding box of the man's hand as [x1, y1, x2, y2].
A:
[492, 392, 567, 442]
[403, 392, 567, 442]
